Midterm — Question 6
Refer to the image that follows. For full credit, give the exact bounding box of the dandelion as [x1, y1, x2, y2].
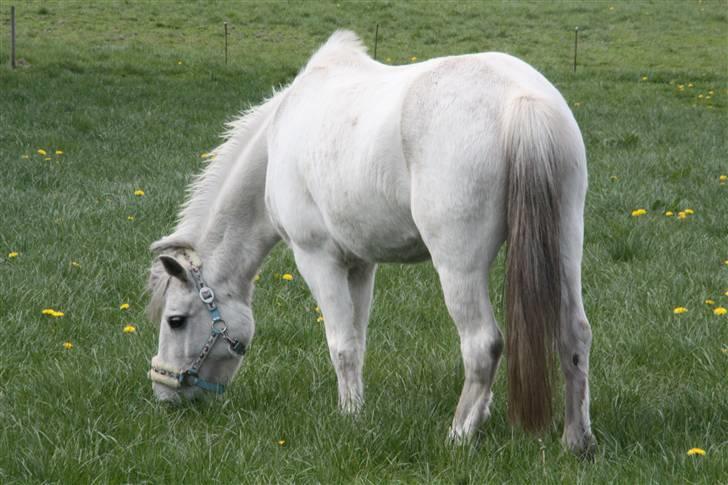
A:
[177, 60, 183, 65]
[42, 309, 65, 318]
[281, 273, 294, 281]
[316, 316, 324, 323]
[704, 299, 715, 306]
[410, 56, 417, 62]
[641, 75, 648, 81]
[708, 90, 714, 95]
[71, 261, 80, 268]
[44, 157, 52, 161]
[631, 209, 647, 217]
[37, 149, 47, 156]
[719, 175, 727, 184]
[683, 208, 694, 215]
[277, 439, 286, 446]
[120, 303, 130, 311]
[677, 211, 687, 220]
[688, 83, 694, 88]
[201, 152, 213, 159]
[714, 307, 727, 316]
[687, 448, 705, 456]
[609, 175, 618, 181]
[315, 306, 321, 313]
[134, 189, 145, 196]
[385, 57, 392, 63]
[8, 251, 19, 258]
[63, 341, 74, 350]
[127, 215, 135, 221]
[698, 94, 704, 99]
[254, 274, 261, 282]
[677, 84, 685, 91]
[673, 307, 688, 314]
[123, 324, 137, 333]
[55, 149, 63, 155]
[664, 211, 673, 217]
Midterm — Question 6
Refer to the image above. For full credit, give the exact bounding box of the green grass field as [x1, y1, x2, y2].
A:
[1, 1, 726, 482]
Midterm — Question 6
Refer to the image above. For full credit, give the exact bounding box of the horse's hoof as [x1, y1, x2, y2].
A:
[564, 433, 597, 461]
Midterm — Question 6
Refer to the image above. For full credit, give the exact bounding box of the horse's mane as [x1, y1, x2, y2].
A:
[303, 30, 371, 72]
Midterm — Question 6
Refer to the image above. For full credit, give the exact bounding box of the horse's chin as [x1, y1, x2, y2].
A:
[152, 382, 203, 403]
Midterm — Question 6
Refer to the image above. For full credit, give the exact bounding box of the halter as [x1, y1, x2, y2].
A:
[149, 256, 246, 395]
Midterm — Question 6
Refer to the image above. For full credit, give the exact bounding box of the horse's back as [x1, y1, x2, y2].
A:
[266, 50, 577, 264]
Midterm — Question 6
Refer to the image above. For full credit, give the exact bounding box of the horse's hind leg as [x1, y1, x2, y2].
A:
[292, 246, 375, 414]
[558, 169, 596, 456]
[412, 204, 505, 442]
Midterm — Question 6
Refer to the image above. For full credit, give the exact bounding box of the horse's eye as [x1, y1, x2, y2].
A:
[167, 315, 187, 329]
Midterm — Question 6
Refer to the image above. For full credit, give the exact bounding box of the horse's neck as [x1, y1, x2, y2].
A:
[161, 91, 289, 303]
[198, 122, 279, 302]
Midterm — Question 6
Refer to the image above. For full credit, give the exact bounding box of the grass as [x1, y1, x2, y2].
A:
[1, 0, 726, 482]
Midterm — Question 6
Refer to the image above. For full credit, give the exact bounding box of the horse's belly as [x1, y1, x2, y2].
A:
[325, 205, 430, 263]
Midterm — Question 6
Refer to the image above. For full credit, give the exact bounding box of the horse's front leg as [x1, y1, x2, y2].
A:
[293, 247, 374, 414]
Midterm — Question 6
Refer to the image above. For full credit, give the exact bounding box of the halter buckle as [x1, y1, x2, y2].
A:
[199, 286, 215, 304]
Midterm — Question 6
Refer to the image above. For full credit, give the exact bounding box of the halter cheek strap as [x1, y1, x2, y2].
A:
[149, 257, 246, 395]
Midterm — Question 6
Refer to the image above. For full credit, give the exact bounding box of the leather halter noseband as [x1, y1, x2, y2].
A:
[149, 256, 246, 394]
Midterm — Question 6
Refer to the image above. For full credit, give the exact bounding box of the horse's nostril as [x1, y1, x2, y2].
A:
[167, 315, 187, 329]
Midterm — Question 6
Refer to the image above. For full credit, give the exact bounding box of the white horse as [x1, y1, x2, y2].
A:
[147, 31, 594, 455]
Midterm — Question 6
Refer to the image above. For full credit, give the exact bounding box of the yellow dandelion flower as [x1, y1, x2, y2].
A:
[725, 290, 728, 297]
[134, 189, 145, 196]
[201, 152, 213, 159]
[687, 448, 705, 456]
[683, 208, 694, 215]
[63, 341, 74, 350]
[123, 324, 137, 333]
[704, 299, 715, 306]
[282, 273, 294, 281]
[37, 149, 47, 156]
[8, 251, 19, 258]
[688, 83, 694, 88]
[631, 209, 647, 217]
[714, 307, 727, 316]
[254, 274, 261, 282]
[120, 303, 130, 311]
[677, 84, 685, 91]
[177, 60, 183, 65]
[316, 315, 324, 323]
[664, 211, 673, 217]
[673, 307, 688, 314]
[71, 261, 81, 268]
[677, 211, 687, 220]
[55, 149, 63, 155]
[42, 309, 64, 318]
[719, 175, 727, 183]
[277, 439, 286, 446]
[127, 215, 135, 221]
[698, 94, 704, 99]
[385, 57, 392, 63]
[410, 56, 417, 62]
[708, 90, 714, 95]
[44, 157, 52, 161]
[315, 306, 321, 313]
[609, 175, 618, 181]
[641, 76, 648, 81]
[53, 311, 64, 317]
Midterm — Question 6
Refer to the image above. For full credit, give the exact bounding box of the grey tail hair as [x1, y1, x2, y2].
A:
[503, 94, 562, 433]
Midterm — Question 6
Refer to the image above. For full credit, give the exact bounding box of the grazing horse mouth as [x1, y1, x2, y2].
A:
[148, 356, 185, 390]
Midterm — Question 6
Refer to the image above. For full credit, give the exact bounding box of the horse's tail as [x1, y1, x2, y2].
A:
[502, 94, 563, 433]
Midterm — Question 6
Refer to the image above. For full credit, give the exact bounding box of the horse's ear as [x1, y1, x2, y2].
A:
[159, 255, 188, 282]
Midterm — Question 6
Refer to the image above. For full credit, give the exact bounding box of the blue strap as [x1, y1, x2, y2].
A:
[192, 376, 225, 394]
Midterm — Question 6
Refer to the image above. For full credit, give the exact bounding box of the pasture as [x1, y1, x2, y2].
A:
[1, 1, 726, 482]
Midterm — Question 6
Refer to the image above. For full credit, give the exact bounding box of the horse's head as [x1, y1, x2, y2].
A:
[147, 248, 253, 402]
